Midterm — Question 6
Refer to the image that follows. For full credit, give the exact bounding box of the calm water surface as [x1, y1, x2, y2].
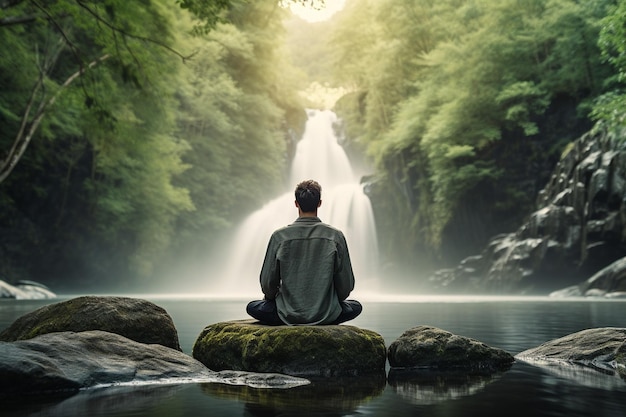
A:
[2, 294, 626, 417]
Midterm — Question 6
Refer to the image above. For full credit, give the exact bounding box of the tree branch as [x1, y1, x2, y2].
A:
[31, 0, 84, 66]
[76, 0, 195, 62]
[0, 54, 111, 185]
[0, 0, 196, 184]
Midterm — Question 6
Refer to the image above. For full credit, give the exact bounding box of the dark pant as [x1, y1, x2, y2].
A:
[246, 299, 362, 325]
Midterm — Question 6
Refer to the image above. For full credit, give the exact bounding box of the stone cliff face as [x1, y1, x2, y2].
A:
[430, 126, 626, 294]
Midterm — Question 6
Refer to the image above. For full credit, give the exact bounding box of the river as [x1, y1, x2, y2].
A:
[2, 294, 626, 417]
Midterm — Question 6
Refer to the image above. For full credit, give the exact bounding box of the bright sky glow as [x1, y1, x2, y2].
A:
[289, 0, 346, 22]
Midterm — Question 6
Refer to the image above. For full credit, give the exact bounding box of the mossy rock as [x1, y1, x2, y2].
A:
[0, 296, 181, 351]
[388, 325, 514, 371]
[192, 320, 386, 377]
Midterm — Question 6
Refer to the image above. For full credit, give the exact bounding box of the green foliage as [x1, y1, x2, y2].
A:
[592, 0, 626, 128]
[168, 0, 304, 268]
[332, 0, 613, 265]
[177, 0, 233, 34]
[496, 82, 549, 135]
[177, 0, 327, 34]
[5, 0, 620, 288]
[0, 0, 305, 288]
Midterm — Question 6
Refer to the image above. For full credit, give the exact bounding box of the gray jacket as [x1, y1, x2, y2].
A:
[260, 216, 355, 325]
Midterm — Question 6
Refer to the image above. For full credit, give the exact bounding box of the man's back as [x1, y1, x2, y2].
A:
[260, 216, 355, 325]
[247, 179, 361, 326]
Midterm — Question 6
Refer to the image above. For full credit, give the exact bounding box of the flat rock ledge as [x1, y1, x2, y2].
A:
[0, 296, 181, 351]
[388, 326, 514, 371]
[192, 320, 387, 377]
[515, 327, 626, 379]
[0, 330, 309, 396]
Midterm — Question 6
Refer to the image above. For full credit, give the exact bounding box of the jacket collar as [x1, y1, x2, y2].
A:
[294, 216, 321, 224]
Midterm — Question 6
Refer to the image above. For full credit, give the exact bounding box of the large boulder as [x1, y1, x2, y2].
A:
[0, 330, 207, 394]
[388, 326, 514, 371]
[0, 330, 310, 395]
[192, 320, 386, 377]
[0, 296, 181, 351]
[515, 327, 626, 380]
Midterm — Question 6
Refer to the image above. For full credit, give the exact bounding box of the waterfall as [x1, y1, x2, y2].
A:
[217, 109, 378, 296]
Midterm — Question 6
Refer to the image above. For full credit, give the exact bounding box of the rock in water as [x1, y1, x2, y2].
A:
[0, 330, 210, 394]
[192, 320, 387, 377]
[388, 326, 514, 371]
[0, 296, 181, 351]
[516, 327, 626, 379]
[0, 280, 55, 299]
[15, 280, 56, 299]
[0, 330, 310, 396]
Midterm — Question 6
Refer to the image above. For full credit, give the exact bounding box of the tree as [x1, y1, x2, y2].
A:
[331, 0, 614, 270]
[160, 0, 306, 279]
[0, 0, 195, 186]
[593, 0, 626, 127]
[0, 0, 307, 287]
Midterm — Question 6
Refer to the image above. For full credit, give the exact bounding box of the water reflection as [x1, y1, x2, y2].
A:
[3, 297, 626, 416]
[387, 369, 505, 405]
[4, 384, 185, 417]
[201, 373, 386, 415]
[517, 358, 626, 390]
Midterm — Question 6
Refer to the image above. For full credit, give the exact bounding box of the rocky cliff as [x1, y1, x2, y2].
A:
[430, 126, 626, 294]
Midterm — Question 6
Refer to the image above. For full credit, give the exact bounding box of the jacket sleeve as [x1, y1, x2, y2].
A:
[260, 234, 280, 300]
[334, 232, 355, 301]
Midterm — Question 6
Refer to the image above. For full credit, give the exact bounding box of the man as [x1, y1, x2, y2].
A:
[246, 180, 362, 325]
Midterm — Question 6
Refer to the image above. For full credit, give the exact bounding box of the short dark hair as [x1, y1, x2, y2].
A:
[295, 180, 321, 212]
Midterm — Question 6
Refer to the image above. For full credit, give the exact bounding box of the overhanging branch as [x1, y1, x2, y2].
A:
[0, 54, 111, 185]
[76, 0, 195, 62]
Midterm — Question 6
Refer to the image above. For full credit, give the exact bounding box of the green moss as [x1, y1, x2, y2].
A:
[0, 296, 181, 350]
[388, 326, 514, 370]
[192, 321, 386, 377]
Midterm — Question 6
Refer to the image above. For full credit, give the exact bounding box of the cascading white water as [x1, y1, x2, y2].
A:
[217, 109, 378, 296]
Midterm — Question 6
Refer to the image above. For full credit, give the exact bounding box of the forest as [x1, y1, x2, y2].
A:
[2, 0, 626, 292]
